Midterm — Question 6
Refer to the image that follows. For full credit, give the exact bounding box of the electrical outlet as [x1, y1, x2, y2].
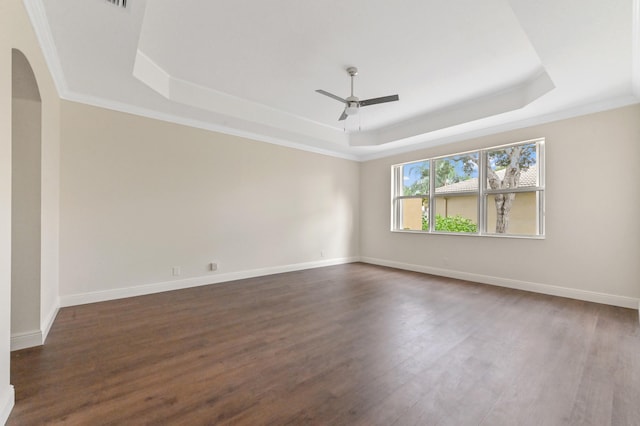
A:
[209, 262, 218, 272]
[172, 266, 181, 276]
[320, 250, 325, 258]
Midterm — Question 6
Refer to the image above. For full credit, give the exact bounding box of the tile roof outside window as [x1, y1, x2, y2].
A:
[435, 164, 538, 193]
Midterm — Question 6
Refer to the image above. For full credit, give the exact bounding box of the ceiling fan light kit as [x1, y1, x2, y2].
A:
[316, 66, 399, 121]
[345, 101, 359, 116]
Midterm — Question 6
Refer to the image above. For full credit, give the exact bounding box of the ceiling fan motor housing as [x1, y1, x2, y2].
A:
[345, 96, 359, 115]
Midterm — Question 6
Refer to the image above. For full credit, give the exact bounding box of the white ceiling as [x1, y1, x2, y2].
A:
[26, 0, 640, 160]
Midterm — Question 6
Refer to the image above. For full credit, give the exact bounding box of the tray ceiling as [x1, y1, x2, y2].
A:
[26, 0, 640, 160]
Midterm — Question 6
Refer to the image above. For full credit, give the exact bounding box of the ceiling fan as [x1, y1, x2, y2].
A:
[316, 67, 399, 121]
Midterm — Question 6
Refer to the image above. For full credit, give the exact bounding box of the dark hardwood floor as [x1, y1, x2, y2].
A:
[8, 263, 640, 425]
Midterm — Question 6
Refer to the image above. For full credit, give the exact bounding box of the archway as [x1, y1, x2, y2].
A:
[10, 49, 42, 350]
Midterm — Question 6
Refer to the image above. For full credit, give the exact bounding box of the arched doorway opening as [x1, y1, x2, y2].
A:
[10, 49, 42, 350]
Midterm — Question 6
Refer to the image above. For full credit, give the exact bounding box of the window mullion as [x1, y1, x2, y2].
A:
[429, 159, 435, 232]
[485, 187, 544, 195]
[479, 150, 486, 235]
[538, 142, 545, 235]
[395, 195, 430, 200]
[392, 166, 400, 230]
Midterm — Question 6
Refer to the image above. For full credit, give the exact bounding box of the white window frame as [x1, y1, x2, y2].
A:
[391, 138, 545, 239]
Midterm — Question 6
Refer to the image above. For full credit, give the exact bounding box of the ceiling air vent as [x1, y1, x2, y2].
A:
[106, 0, 127, 7]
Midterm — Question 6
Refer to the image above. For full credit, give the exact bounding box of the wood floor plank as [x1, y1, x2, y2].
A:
[8, 263, 640, 425]
[478, 298, 599, 425]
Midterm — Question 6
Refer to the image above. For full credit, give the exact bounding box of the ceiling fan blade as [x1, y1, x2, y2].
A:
[338, 109, 348, 121]
[316, 89, 347, 104]
[360, 94, 399, 107]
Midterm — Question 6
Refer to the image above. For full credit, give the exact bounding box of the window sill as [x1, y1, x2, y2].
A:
[390, 229, 545, 240]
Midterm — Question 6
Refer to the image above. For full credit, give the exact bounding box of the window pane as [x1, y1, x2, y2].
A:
[434, 196, 478, 233]
[434, 153, 479, 193]
[487, 142, 538, 189]
[399, 198, 428, 231]
[485, 191, 540, 235]
[402, 161, 429, 196]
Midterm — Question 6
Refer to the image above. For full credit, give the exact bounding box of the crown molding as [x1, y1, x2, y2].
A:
[350, 69, 555, 147]
[358, 95, 640, 162]
[133, 49, 347, 145]
[61, 90, 361, 161]
[23, 0, 68, 97]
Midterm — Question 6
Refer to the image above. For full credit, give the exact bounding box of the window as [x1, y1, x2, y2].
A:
[392, 138, 544, 237]
[433, 153, 479, 234]
[395, 160, 429, 231]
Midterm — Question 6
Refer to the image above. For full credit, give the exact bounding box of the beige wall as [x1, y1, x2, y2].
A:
[11, 96, 41, 336]
[361, 105, 640, 300]
[59, 101, 360, 298]
[1, 0, 61, 420]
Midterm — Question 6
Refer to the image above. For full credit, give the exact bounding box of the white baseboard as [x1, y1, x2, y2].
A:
[11, 329, 43, 352]
[60, 257, 360, 307]
[361, 257, 640, 310]
[0, 385, 15, 426]
[42, 302, 60, 344]
[10, 303, 60, 352]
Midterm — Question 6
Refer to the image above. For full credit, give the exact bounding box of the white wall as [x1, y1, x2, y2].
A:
[1, 0, 61, 422]
[0, 44, 14, 426]
[59, 101, 360, 302]
[360, 105, 640, 306]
